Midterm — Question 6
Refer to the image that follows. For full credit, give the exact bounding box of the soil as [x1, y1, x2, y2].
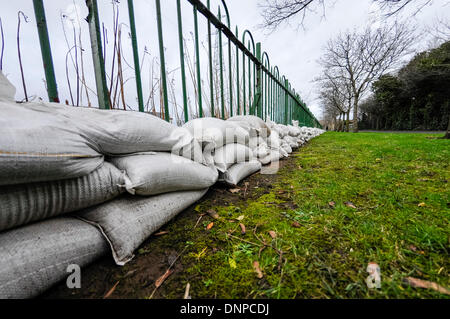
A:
[40, 155, 297, 299]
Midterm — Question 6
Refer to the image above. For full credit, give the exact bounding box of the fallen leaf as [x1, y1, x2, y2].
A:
[403, 277, 450, 295]
[229, 188, 240, 193]
[268, 231, 277, 239]
[207, 209, 219, 220]
[418, 202, 426, 207]
[154, 231, 169, 236]
[253, 261, 263, 279]
[344, 201, 357, 209]
[103, 281, 120, 299]
[239, 223, 246, 235]
[155, 269, 174, 288]
[206, 222, 214, 230]
[236, 215, 245, 221]
[229, 258, 237, 269]
[183, 283, 191, 299]
[329, 201, 336, 208]
[291, 221, 301, 228]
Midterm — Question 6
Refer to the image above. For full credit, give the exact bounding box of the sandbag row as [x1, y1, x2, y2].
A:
[0, 72, 324, 298]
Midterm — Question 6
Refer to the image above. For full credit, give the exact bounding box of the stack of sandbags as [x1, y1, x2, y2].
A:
[0, 72, 212, 298]
[183, 117, 259, 186]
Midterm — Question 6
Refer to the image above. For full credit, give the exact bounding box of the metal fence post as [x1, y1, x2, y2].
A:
[176, 0, 189, 122]
[33, 0, 59, 103]
[127, 0, 144, 112]
[155, 0, 170, 121]
[255, 42, 262, 118]
[86, 0, 110, 109]
[284, 79, 289, 125]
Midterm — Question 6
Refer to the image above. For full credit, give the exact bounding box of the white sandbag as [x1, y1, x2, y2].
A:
[213, 143, 254, 173]
[0, 101, 104, 186]
[267, 131, 281, 150]
[255, 144, 270, 159]
[183, 117, 249, 149]
[227, 120, 258, 138]
[219, 160, 261, 186]
[78, 189, 208, 266]
[109, 152, 218, 196]
[40, 102, 203, 163]
[287, 125, 301, 137]
[0, 162, 127, 232]
[227, 115, 271, 138]
[0, 72, 16, 101]
[282, 143, 293, 154]
[0, 217, 108, 299]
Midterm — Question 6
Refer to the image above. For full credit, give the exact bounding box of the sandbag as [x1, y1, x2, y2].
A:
[109, 152, 218, 196]
[78, 189, 208, 266]
[227, 115, 271, 138]
[219, 160, 261, 186]
[0, 72, 15, 102]
[0, 101, 104, 186]
[183, 117, 249, 148]
[0, 162, 127, 232]
[0, 217, 108, 299]
[213, 143, 254, 173]
[259, 150, 281, 165]
[39, 102, 204, 163]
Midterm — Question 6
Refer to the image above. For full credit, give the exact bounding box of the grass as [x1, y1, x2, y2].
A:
[152, 132, 449, 299]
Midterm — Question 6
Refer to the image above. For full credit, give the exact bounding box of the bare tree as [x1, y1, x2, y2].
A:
[317, 72, 353, 131]
[260, 0, 436, 30]
[319, 22, 415, 132]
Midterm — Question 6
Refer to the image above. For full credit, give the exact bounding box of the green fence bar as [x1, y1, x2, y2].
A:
[127, 0, 144, 112]
[207, 0, 214, 117]
[86, 0, 110, 109]
[255, 42, 262, 118]
[235, 26, 240, 115]
[176, 0, 189, 122]
[193, 4, 203, 118]
[218, 9, 225, 119]
[155, 0, 170, 121]
[284, 78, 288, 125]
[33, 0, 59, 103]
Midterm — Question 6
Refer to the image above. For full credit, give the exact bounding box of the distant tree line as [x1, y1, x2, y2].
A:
[359, 41, 450, 131]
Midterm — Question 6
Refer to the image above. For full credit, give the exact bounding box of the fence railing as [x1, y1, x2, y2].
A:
[31, 0, 321, 128]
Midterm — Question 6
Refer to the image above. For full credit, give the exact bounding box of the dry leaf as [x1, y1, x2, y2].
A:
[229, 188, 240, 193]
[344, 201, 357, 209]
[236, 215, 245, 221]
[239, 223, 246, 235]
[183, 283, 191, 299]
[103, 281, 120, 299]
[268, 231, 277, 239]
[403, 277, 450, 295]
[418, 202, 426, 207]
[154, 231, 169, 236]
[155, 269, 174, 288]
[292, 221, 301, 228]
[329, 201, 336, 208]
[206, 222, 214, 230]
[253, 261, 263, 279]
[207, 209, 219, 220]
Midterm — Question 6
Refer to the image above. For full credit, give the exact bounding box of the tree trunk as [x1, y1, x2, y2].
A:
[346, 111, 350, 132]
[352, 98, 359, 133]
[444, 114, 450, 139]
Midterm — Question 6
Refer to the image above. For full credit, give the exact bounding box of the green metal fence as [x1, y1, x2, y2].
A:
[32, 0, 321, 128]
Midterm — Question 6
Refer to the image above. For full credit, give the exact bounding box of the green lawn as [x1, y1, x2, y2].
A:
[145, 132, 450, 299]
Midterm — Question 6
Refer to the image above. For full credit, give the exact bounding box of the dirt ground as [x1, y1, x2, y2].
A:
[41, 155, 296, 299]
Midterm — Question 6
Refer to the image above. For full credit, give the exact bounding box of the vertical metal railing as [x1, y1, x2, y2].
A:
[31, 0, 321, 128]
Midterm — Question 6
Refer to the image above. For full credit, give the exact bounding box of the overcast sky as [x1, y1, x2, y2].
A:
[0, 0, 449, 121]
